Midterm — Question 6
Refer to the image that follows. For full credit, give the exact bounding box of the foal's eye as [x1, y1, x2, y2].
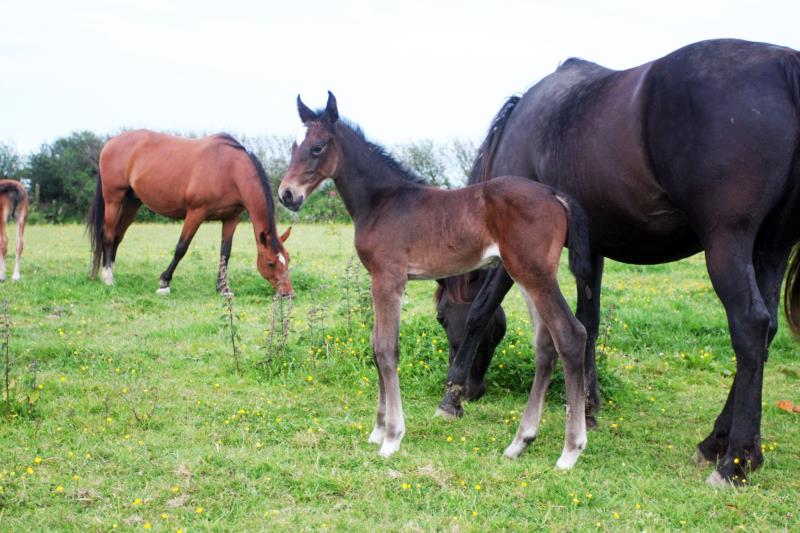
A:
[267, 261, 276, 268]
[310, 144, 326, 156]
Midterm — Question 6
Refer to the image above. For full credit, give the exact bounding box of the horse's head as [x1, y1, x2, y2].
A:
[279, 91, 341, 211]
[256, 226, 294, 297]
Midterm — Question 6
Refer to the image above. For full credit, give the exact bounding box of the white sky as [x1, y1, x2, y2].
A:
[2, 0, 799, 154]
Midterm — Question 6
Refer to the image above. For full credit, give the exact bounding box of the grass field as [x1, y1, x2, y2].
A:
[0, 222, 798, 531]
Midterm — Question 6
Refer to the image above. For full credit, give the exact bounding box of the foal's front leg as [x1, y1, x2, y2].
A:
[369, 274, 406, 457]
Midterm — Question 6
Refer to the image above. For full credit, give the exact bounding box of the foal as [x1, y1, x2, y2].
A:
[0, 180, 28, 282]
[280, 93, 591, 467]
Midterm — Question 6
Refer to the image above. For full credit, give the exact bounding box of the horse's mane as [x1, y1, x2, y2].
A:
[214, 133, 282, 252]
[468, 95, 521, 185]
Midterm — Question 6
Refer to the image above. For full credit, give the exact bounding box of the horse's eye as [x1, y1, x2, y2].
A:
[267, 262, 276, 268]
[310, 144, 325, 156]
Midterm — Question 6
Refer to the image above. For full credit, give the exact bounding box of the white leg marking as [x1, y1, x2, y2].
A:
[101, 266, 114, 285]
[368, 425, 385, 445]
[0, 255, 6, 281]
[155, 286, 171, 295]
[11, 263, 20, 281]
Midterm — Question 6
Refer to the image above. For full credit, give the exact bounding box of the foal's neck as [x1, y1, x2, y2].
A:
[334, 126, 422, 222]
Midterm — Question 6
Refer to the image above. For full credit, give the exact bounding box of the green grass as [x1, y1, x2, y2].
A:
[0, 222, 798, 532]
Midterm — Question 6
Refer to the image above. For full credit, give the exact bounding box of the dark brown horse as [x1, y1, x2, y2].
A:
[0, 179, 28, 282]
[437, 38, 800, 486]
[280, 92, 592, 467]
[88, 130, 293, 296]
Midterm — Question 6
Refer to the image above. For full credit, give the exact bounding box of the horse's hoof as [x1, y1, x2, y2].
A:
[556, 448, 583, 470]
[155, 287, 171, 295]
[11, 274, 20, 282]
[100, 267, 114, 285]
[585, 415, 598, 430]
[219, 289, 234, 298]
[706, 470, 736, 488]
[367, 426, 385, 445]
[692, 447, 714, 466]
[503, 441, 525, 459]
[379, 439, 401, 458]
[434, 405, 463, 420]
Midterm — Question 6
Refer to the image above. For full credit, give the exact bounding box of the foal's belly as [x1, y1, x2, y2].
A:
[406, 244, 500, 280]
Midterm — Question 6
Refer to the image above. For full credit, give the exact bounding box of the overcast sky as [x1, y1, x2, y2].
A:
[2, 0, 799, 154]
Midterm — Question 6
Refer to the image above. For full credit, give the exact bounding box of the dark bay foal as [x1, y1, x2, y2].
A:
[280, 93, 591, 467]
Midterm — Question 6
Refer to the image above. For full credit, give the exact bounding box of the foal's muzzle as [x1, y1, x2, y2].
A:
[279, 189, 304, 212]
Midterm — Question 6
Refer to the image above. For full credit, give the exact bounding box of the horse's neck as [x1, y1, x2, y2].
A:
[336, 135, 418, 222]
[238, 175, 272, 237]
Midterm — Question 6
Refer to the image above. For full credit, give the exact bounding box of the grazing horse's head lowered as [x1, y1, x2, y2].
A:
[257, 226, 293, 296]
[279, 92, 342, 212]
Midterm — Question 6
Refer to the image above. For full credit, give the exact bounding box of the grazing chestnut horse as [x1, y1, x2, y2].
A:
[280, 92, 593, 467]
[0, 180, 28, 282]
[88, 130, 293, 296]
[437, 39, 800, 486]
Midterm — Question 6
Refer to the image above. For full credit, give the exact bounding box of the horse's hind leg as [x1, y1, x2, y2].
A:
[109, 198, 141, 267]
[11, 205, 26, 281]
[216, 214, 241, 295]
[0, 207, 7, 282]
[100, 196, 125, 285]
[695, 236, 789, 472]
[157, 210, 205, 295]
[575, 254, 605, 428]
[701, 232, 770, 486]
[504, 297, 557, 459]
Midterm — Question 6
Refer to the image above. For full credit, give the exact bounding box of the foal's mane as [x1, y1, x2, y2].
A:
[341, 121, 428, 185]
[305, 107, 427, 186]
[214, 133, 282, 252]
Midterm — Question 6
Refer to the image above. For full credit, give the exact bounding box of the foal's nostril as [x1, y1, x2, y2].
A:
[281, 190, 294, 206]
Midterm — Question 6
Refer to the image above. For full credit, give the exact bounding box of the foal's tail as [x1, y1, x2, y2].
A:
[87, 172, 105, 278]
[559, 192, 592, 288]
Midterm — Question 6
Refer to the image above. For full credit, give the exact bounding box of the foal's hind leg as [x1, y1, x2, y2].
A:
[157, 210, 205, 295]
[508, 279, 587, 469]
[504, 297, 557, 459]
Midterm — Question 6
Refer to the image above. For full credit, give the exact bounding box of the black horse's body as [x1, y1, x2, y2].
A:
[439, 38, 800, 485]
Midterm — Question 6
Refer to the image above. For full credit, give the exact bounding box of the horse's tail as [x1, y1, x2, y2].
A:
[87, 172, 105, 278]
[782, 52, 800, 336]
[558, 192, 592, 287]
[0, 182, 24, 220]
[468, 95, 521, 185]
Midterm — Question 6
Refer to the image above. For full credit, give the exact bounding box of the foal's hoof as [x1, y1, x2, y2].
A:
[219, 289, 234, 298]
[585, 415, 598, 430]
[367, 426, 385, 445]
[692, 447, 714, 466]
[155, 286, 171, 296]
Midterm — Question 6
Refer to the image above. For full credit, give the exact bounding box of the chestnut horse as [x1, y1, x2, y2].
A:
[437, 38, 800, 486]
[0, 180, 28, 282]
[88, 130, 293, 296]
[280, 93, 593, 467]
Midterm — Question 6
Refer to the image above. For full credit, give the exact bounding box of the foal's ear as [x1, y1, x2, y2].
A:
[259, 231, 268, 247]
[324, 91, 339, 124]
[280, 226, 292, 243]
[297, 95, 316, 123]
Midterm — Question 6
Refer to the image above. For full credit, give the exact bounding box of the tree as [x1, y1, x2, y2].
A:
[0, 141, 22, 180]
[27, 131, 105, 222]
